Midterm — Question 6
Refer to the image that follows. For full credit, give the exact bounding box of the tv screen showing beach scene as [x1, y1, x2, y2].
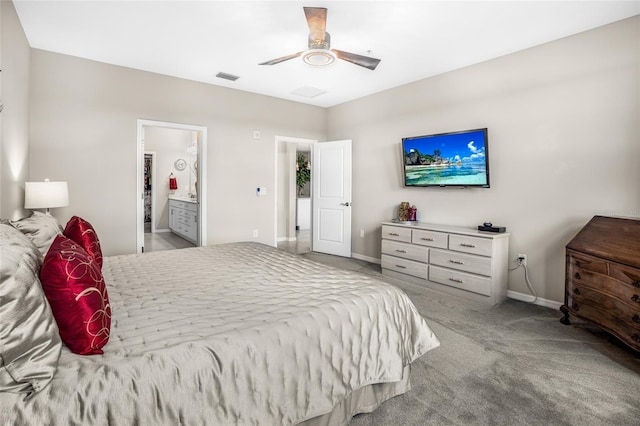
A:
[402, 128, 490, 188]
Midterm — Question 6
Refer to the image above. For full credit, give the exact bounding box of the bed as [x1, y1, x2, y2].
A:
[1, 216, 439, 425]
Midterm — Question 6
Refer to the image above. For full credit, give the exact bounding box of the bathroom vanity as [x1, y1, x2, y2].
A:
[169, 196, 198, 244]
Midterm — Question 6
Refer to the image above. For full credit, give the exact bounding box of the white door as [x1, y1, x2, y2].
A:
[312, 140, 352, 257]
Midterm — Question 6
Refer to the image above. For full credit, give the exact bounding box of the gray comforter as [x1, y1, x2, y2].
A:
[2, 242, 439, 425]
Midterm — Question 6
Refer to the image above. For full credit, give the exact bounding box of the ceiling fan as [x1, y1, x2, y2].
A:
[259, 6, 381, 71]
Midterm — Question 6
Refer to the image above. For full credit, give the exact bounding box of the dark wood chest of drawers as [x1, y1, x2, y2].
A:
[560, 216, 640, 352]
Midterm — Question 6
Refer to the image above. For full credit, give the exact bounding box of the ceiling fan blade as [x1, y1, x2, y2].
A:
[259, 51, 303, 66]
[333, 49, 381, 71]
[304, 7, 327, 44]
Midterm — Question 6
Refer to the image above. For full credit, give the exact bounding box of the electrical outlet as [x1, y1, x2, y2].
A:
[360, 229, 365, 238]
[518, 253, 527, 266]
[253, 229, 258, 238]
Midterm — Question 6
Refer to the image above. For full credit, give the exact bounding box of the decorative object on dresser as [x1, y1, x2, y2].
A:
[398, 201, 410, 222]
[381, 221, 510, 305]
[560, 215, 640, 353]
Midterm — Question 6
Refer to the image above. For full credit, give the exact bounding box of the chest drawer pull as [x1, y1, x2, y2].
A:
[573, 288, 581, 295]
[421, 237, 434, 241]
[633, 280, 640, 288]
[449, 278, 463, 284]
[449, 260, 464, 265]
[633, 315, 640, 324]
[459, 243, 476, 248]
[572, 302, 579, 311]
[395, 249, 407, 253]
[395, 264, 407, 269]
[632, 295, 639, 303]
[574, 272, 581, 280]
[633, 334, 640, 343]
[574, 260, 581, 267]
[388, 232, 400, 236]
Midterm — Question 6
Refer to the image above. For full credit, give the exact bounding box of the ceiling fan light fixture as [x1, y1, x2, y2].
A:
[302, 48, 336, 67]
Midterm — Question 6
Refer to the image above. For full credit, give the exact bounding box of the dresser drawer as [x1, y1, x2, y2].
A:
[429, 265, 491, 297]
[449, 234, 492, 257]
[381, 255, 428, 280]
[569, 266, 636, 298]
[567, 282, 640, 334]
[381, 225, 412, 243]
[568, 279, 640, 318]
[382, 240, 428, 263]
[412, 229, 448, 249]
[430, 248, 492, 276]
[567, 251, 608, 275]
[609, 263, 640, 289]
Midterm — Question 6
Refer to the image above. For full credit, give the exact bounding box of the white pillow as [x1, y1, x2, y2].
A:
[0, 223, 62, 397]
[10, 211, 63, 257]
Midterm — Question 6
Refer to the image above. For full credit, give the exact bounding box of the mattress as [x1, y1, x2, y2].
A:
[2, 242, 439, 425]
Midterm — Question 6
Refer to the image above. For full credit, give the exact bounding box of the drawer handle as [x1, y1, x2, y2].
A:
[459, 243, 476, 248]
[633, 315, 640, 324]
[389, 232, 400, 236]
[395, 249, 407, 253]
[632, 295, 639, 303]
[633, 334, 640, 343]
[572, 302, 579, 311]
[421, 237, 434, 241]
[395, 265, 407, 269]
[573, 288, 581, 295]
[574, 272, 581, 280]
[448, 278, 463, 284]
[633, 280, 640, 288]
[449, 260, 464, 265]
[574, 260, 581, 267]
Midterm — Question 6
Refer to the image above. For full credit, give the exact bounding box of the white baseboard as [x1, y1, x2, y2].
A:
[352, 253, 381, 264]
[277, 237, 297, 242]
[507, 290, 562, 310]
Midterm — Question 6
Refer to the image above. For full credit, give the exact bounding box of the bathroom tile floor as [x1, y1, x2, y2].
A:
[144, 231, 195, 253]
[277, 229, 311, 255]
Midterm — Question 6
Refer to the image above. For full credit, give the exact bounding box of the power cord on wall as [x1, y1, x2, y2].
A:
[509, 256, 538, 303]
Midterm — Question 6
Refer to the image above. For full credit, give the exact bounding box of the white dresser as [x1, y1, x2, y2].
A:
[381, 221, 510, 305]
[169, 198, 198, 244]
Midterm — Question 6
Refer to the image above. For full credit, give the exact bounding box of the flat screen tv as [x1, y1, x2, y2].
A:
[402, 128, 490, 188]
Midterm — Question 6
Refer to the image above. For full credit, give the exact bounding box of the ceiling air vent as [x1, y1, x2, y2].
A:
[215, 72, 240, 81]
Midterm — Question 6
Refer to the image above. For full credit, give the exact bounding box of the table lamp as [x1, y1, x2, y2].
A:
[25, 179, 69, 215]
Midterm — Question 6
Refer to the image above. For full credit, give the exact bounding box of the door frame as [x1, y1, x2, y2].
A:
[273, 136, 317, 248]
[144, 151, 157, 233]
[136, 119, 208, 253]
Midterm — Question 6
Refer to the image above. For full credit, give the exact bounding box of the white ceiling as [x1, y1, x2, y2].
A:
[13, 1, 640, 108]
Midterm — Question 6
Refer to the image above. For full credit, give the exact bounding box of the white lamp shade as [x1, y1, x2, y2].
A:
[25, 181, 69, 209]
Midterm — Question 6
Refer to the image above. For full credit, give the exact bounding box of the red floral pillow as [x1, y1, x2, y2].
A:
[40, 235, 111, 355]
[64, 216, 103, 269]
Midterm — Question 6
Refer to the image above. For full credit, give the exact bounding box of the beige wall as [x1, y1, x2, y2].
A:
[328, 16, 640, 303]
[0, 0, 31, 220]
[16, 14, 640, 303]
[29, 50, 326, 255]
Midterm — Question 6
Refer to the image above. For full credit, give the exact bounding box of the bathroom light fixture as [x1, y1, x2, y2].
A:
[25, 179, 69, 215]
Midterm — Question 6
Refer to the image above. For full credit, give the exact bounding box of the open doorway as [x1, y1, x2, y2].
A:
[275, 136, 316, 255]
[136, 120, 208, 254]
